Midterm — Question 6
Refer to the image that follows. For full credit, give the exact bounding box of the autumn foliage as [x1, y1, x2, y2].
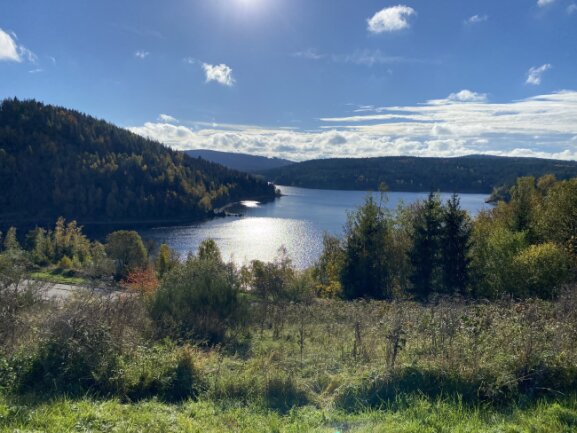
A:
[121, 266, 159, 294]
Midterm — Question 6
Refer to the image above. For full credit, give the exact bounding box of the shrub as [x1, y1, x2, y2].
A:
[122, 266, 159, 294]
[58, 255, 74, 270]
[264, 374, 310, 413]
[150, 243, 247, 345]
[105, 231, 148, 279]
[0, 252, 42, 353]
[512, 242, 571, 298]
[19, 293, 148, 396]
[113, 344, 203, 402]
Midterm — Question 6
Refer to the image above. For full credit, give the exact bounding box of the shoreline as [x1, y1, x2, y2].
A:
[0, 193, 281, 234]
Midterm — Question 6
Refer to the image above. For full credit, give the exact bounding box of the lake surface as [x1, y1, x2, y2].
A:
[140, 186, 490, 269]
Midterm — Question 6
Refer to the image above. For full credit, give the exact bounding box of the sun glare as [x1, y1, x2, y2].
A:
[236, 0, 262, 8]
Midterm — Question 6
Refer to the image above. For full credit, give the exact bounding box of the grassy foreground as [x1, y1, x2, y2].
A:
[2, 397, 577, 433]
[3, 297, 577, 432]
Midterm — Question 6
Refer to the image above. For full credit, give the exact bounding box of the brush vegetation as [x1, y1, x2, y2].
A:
[1, 175, 577, 431]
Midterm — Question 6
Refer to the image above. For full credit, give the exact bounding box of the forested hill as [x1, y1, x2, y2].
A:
[0, 99, 276, 224]
[185, 149, 293, 173]
[260, 155, 577, 193]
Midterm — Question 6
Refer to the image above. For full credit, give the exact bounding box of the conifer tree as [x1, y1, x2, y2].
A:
[440, 194, 472, 296]
[341, 194, 393, 299]
[3, 227, 21, 252]
[408, 193, 442, 300]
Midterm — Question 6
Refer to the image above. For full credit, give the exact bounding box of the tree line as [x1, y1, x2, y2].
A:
[315, 175, 576, 300]
[260, 154, 577, 194]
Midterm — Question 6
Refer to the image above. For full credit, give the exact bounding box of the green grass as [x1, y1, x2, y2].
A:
[4, 296, 577, 431]
[1, 396, 576, 432]
[30, 270, 86, 285]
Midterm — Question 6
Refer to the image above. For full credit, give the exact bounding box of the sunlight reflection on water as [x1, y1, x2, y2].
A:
[141, 186, 490, 269]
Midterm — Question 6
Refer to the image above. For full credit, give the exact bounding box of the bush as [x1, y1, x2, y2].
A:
[0, 252, 42, 353]
[58, 255, 74, 270]
[150, 242, 247, 345]
[512, 242, 571, 298]
[113, 344, 203, 402]
[264, 374, 310, 413]
[105, 231, 148, 279]
[19, 293, 148, 396]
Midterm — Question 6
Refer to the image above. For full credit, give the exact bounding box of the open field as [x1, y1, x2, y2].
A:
[2, 295, 577, 432]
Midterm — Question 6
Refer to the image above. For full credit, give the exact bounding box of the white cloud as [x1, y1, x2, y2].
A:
[367, 5, 416, 33]
[134, 50, 150, 59]
[0, 29, 21, 61]
[537, 0, 555, 7]
[128, 91, 577, 162]
[202, 63, 235, 87]
[447, 90, 488, 103]
[0, 28, 35, 62]
[466, 14, 488, 24]
[158, 114, 178, 123]
[526, 64, 552, 85]
[28, 68, 43, 74]
[333, 49, 414, 66]
[568, 3, 577, 14]
[294, 48, 427, 66]
[292, 49, 325, 60]
[183, 57, 196, 64]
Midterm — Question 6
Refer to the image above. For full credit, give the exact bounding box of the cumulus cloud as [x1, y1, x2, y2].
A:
[134, 50, 150, 59]
[537, 0, 555, 6]
[128, 91, 577, 162]
[158, 114, 178, 123]
[526, 64, 552, 85]
[202, 63, 235, 87]
[367, 5, 416, 33]
[466, 14, 488, 24]
[0, 28, 35, 62]
[447, 90, 488, 103]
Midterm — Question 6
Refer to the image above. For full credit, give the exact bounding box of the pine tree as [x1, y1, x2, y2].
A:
[440, 194, 472, 296]
[408, 193, 442, 300]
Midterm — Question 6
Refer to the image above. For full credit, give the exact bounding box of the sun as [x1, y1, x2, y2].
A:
[235, 0, 266, 10]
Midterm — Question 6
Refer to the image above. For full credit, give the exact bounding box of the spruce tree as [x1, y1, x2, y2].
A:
[441, 194, 472, 296]
[341, 194, 392, 299]
[408, 193, 442, 300]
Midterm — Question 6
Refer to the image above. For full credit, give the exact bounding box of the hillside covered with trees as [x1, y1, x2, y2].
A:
[185, 149, 293, 173]
[260, 155, 577, 193]
[0, 99, 276, 225]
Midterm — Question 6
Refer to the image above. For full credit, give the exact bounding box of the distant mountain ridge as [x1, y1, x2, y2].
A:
[259, 155, 577, 194]
[185, 149, 293, 173]
[0, 99, 276, 225]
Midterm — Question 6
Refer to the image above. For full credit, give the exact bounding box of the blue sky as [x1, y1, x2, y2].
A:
[1, 0, 577, 160]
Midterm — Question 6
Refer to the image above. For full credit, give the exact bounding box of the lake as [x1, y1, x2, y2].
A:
[140, 186, 490, 269]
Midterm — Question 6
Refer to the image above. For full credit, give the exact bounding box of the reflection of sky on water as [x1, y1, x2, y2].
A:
[141, 186, 490, 269]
